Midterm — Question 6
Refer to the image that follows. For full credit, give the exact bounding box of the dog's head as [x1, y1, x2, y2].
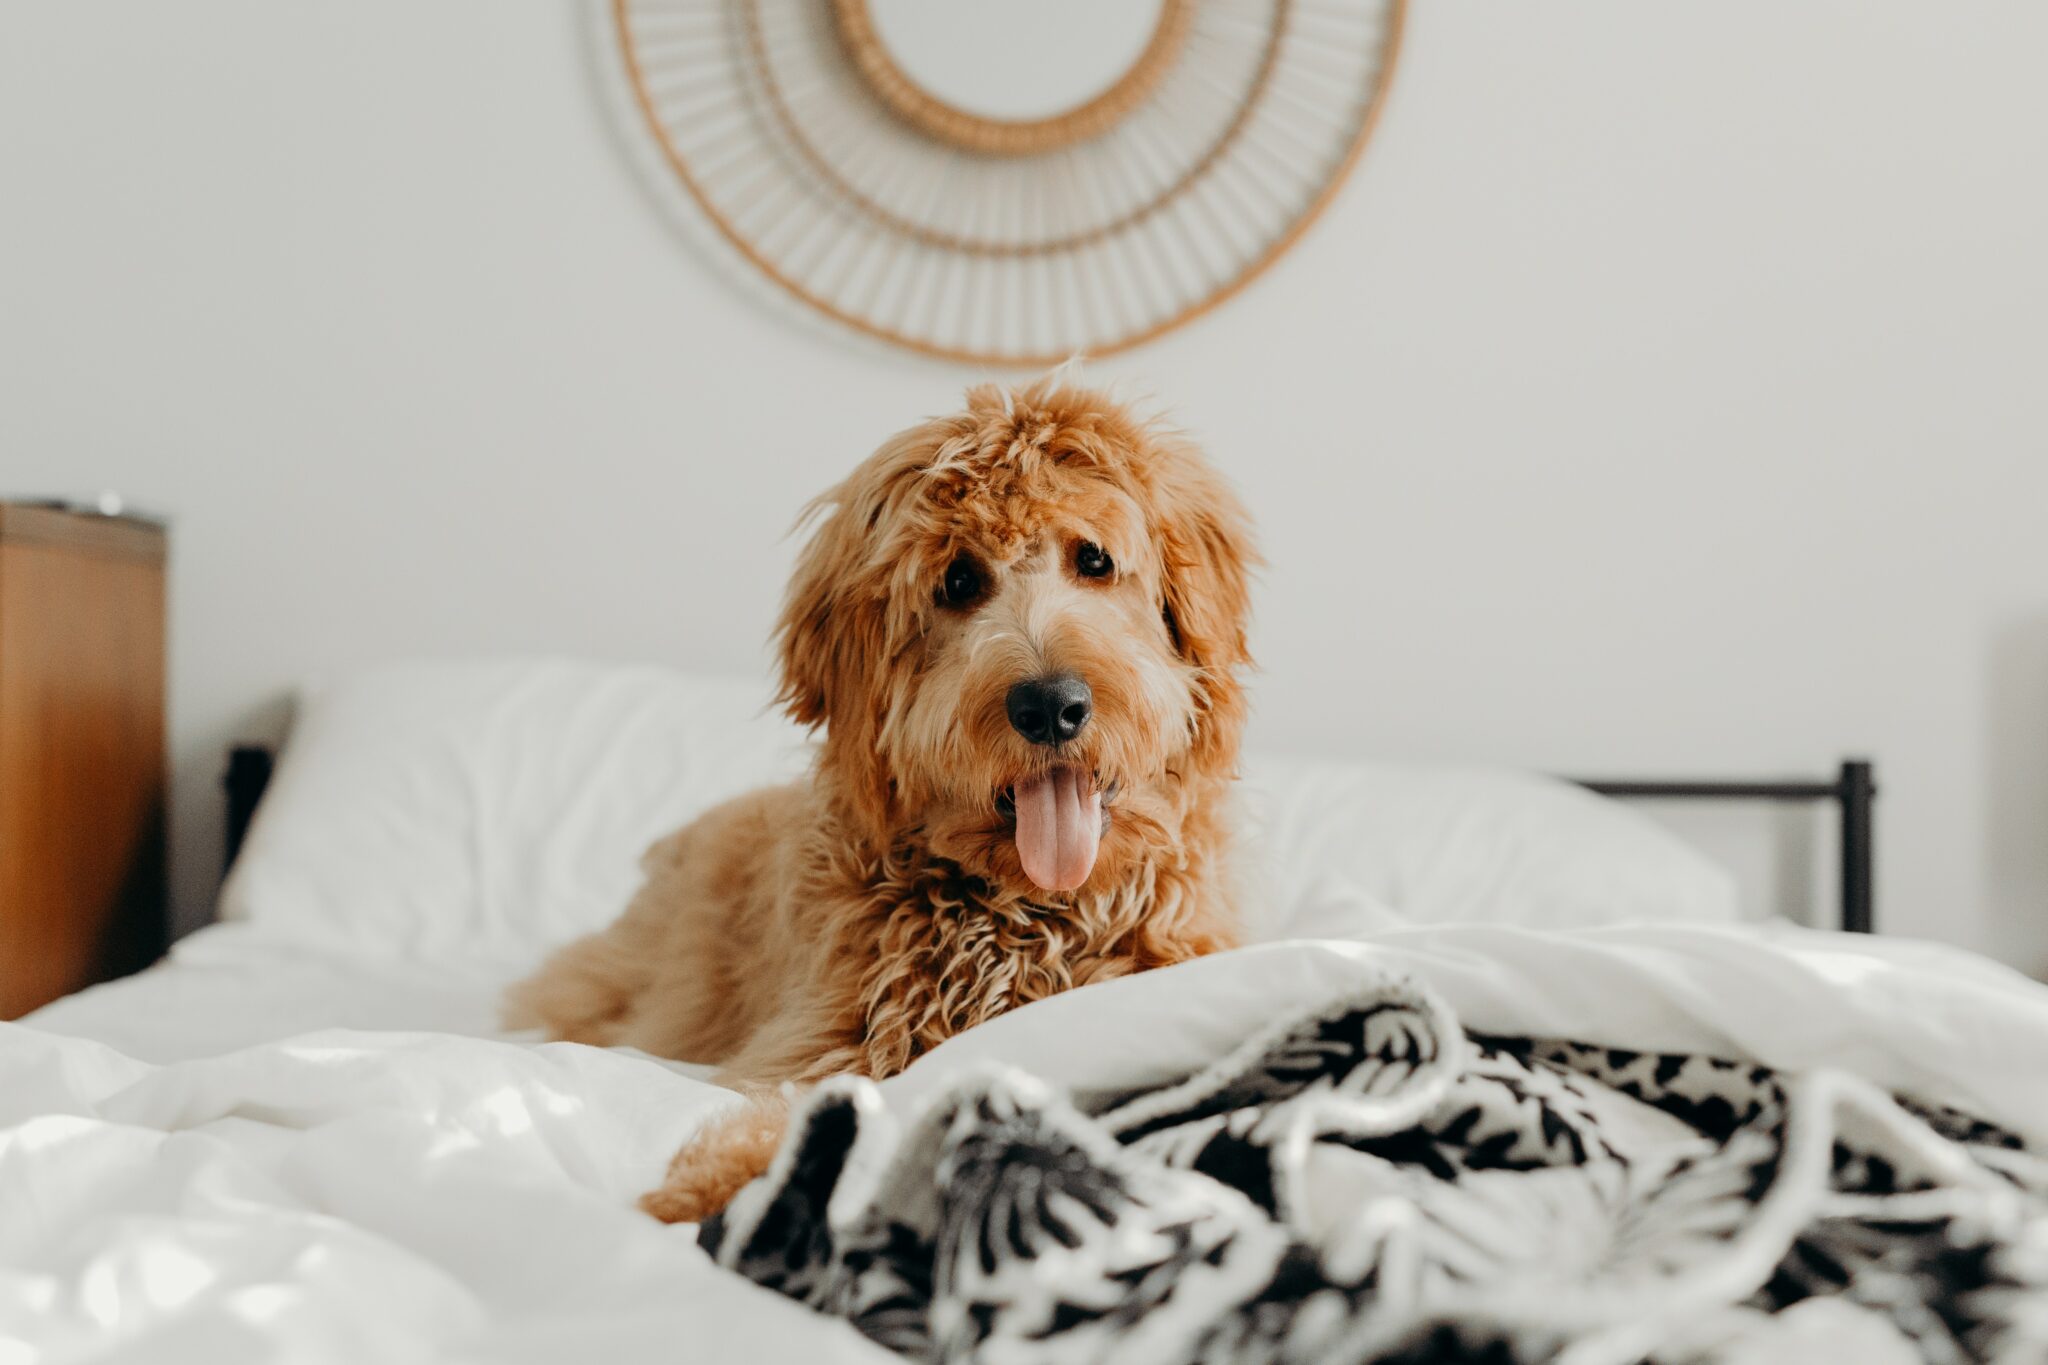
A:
[775, 379, 1256, 896]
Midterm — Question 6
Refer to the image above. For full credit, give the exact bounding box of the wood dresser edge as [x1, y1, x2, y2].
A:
[0, 505, 166, 562]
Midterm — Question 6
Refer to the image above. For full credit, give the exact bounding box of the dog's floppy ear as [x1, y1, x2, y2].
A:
[774, 421, 932, 728]
[774, 489, 895, 829]
[774, 435, 931, 835]
[1153, 443, 1258, 768]
[774, 488, 867, 730]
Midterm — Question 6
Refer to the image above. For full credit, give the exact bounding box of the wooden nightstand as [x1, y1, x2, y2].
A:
[0, 502, 168, 1018]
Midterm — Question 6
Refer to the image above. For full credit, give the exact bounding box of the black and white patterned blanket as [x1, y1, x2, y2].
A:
[701, 976, 2048, 1363]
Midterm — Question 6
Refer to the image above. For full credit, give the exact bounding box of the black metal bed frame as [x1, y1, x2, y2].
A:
[219, 746, 1876, 933]
[224, 745, 275, 873]
[1568, 760, 1876, 934]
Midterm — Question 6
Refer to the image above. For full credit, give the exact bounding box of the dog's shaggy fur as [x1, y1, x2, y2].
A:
[504, 378, 1257, 1221]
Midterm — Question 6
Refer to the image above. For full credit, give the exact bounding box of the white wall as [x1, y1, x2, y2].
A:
[3, 3, 2044, 965]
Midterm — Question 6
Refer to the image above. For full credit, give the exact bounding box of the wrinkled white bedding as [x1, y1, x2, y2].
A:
[23, 925, 513, 1066]
[9, 916, 2048, 1363]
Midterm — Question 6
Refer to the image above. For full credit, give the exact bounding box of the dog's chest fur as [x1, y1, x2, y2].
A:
[854, 866, 1143, 1078]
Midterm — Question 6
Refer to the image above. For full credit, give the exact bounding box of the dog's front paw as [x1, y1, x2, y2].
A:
[638, 1098, 791, 1224]
[638, 1179, 731, 1225]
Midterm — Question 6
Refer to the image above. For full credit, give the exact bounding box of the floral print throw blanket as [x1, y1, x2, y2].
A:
[702, 976, 2048, 1364]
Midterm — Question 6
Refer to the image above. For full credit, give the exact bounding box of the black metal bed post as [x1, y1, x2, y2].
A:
[1569, 760, 1879, 934]
[1838, 759, 1876, 934]
[223, 745, 275, 871]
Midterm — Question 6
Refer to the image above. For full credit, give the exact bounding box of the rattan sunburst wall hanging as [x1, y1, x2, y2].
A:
[612, 0, 1405, 366]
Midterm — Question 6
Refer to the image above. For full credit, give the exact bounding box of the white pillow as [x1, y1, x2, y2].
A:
[1235, 755, 1741, 941]
[219, 659, 813, 966]
[221, 660, 1738, 966]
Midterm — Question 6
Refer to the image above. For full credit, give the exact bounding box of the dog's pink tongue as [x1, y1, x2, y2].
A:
[1014, 767, 1101, 892]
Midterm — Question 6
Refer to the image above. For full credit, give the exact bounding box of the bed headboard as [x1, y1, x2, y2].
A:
[1567, 760, 1875, 934]
[217, 746, 1876, 933]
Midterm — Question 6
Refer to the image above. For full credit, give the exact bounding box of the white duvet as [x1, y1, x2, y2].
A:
[10, 919, 2048, 1364]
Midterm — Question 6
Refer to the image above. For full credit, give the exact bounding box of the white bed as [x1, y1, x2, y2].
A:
[22, 926, 511, 1065]
[10, 661, 2046, 1362]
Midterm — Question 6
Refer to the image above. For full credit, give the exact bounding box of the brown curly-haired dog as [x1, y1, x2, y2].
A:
[504, 377, 1257, 1221]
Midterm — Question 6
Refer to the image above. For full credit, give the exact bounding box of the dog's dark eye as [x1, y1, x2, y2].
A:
[940, 556, 983, 608]
[1075, 542, 1113, 579]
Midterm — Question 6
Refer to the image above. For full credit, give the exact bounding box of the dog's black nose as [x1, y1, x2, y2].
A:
[1006, 675, 1092, 747]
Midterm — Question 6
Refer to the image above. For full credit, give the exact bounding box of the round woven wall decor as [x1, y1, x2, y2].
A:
[613, 0, 1405, 366]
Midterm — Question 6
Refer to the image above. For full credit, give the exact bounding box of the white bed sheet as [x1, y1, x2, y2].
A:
[10, 917, 2048, 1364]
[23, 924, 520, 1066]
